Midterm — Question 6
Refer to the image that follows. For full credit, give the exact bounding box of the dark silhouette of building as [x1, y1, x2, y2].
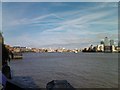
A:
[110, 40, 114, 46]
[100, 41, 104, 44]
[118, 41, 120, 47]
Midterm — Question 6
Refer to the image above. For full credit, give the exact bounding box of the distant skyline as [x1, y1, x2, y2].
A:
[2, 2, 118, 49]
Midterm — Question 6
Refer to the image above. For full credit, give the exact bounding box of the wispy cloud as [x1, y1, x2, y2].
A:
[3, 2, 118, 48]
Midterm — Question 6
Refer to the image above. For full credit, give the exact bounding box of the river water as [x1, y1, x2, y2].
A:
[10, 52, 118, 88]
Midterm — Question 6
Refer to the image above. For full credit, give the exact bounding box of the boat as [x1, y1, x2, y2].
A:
[13, 52, 23, 59]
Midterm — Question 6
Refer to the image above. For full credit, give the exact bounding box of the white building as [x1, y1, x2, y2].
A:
[111, 45, 117, 52]
[96, 44, 104, 52]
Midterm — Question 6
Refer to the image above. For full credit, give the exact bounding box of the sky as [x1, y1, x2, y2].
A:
[0, 2, 1, 31]
[2, 2, 118, 49]
[2, 0, 119, 2]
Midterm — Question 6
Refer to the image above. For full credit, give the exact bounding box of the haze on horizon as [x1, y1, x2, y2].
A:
[2, 2, 118, 49]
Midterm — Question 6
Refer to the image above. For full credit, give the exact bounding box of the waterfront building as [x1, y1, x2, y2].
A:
[100, 41, 104, 45]
[104, 37, 109, 46]
[13, 46, 21, 53]
[118, 41, 120, 47]
[47, 48, 55, 52]
[104, 37, 111, 52]
[115, 46, 120, 52]
[88, 45, 93, 51]
[92, 46, 97, 52]
[97, 44, 104, 52]
[20, 47, 27, 52]
[110, 40, 114, 46]
[104, 46, 112, 52]
[111, 45, 117, 52]
[31, 48, 40, 52]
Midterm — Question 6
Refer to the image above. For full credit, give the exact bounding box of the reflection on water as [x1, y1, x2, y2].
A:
[10, 53, 118, 88]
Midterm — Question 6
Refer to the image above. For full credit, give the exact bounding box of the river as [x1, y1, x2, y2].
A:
[10, 52, 118, 88]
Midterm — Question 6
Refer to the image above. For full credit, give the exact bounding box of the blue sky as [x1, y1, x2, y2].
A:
[2, 0, 119, 2]
[0, 2, 1, 31]
[2, 2, 118, 49]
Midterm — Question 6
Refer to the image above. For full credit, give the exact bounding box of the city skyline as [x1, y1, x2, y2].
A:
[2, 2, 118, 49]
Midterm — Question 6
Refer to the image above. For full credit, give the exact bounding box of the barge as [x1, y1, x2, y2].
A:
[12, 52, 23, 59]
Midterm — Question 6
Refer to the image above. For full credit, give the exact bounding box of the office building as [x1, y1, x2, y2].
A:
[104, 37, 112, 52]
[110, 40, 114, 46]
[118, 41, 120, 47]
[100, 41, 104, 45]
[104, 37, 109, 46]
